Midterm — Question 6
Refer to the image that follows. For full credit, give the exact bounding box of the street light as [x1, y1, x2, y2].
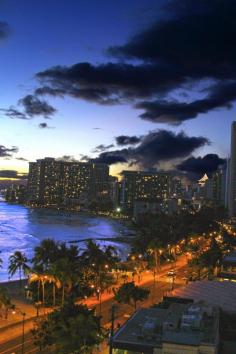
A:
[12, 308, 26, 354]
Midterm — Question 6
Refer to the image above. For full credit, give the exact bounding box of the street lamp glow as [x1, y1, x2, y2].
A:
[116, 207, 121, 212]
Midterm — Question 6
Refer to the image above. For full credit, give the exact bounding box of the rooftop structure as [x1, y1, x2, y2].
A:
[113, 302, 219, 354]
[170, 281, 236, 314]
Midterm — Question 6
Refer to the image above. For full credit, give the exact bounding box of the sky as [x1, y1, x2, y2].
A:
[0, 0, 235, 179]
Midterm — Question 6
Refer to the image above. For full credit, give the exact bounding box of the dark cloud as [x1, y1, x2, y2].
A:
[16, 157, 28, 161]
[136, 81, 236, 124]
[116, 135, 142, 146]
[0, 170, 18, 178]
[177, 154, 226, 179]
[34, 1, 236, 124]
[19, 95, 56, 118]
[38, 122, 53, 129]
[91, 151, 128, 165]
[92, 144, 114, 153]
[36, 62, 183, 104]
[91, 130, 208, 167]
[57, 155, 78, 162]
[0, 108, 28, 120]
[0, 21, 9, 39]
[108, 0, 236, 77]
[0, 145, 18, 158]
[1, 95, 56, 120]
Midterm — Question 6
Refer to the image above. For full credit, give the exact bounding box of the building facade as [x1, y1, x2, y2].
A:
[27, 158, 109, 207]
[229, 122, 236, 216]
[120, 170, 171, 215]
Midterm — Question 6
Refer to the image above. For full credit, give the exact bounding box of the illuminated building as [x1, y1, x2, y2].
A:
[229, 121, 236, 216]
[121, 170, 171, 214]
[27, 158, 109, 207]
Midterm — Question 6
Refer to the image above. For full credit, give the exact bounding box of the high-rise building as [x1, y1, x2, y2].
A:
[229, 122, 236, 216]
[121, 170, 171, 214]
[27, 158, 109, 207]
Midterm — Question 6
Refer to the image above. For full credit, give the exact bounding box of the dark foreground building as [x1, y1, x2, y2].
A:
[113, 302, 219, 354]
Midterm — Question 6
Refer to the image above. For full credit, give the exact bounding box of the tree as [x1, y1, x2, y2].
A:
[81, 240, 119, 313]
[148, 239, 163, 272]
[114, 282, 150, 310]
[32, 239, 59, 272]
[8, 251, 29, 288]
[198, 238, 223, 279]
[32, 302, 104, 353]
[0, 287, 13, 319]
[29, 272, 61, 307]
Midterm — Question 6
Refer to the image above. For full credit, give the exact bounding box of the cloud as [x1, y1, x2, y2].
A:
[0, 145, 18, 158]
[16, 157, 28, 161]
[116, 135, 142, 146]
[91, 130, 209, 167]
[92, 144, 114, 153]
[0, 170, 27, 179]
[33, 1, 236, 124]
[177, 154, 226, 179]
[38, 122, 53, 129]
[0, 21, 9, 39]
[36, 62, 180, 104]
[90, 151, 128, 165]
[57, 155, 78, 162]
[0, 170, 18, 178]
[1, 95, 56, 120]
[19, 95, 56, 118]
[108, 0, 236, 77]
[0, 108, 28, 120]
[136, 81, 236, 124]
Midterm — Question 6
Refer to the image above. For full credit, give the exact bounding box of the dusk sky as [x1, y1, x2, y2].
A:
[0, 0, 235, 178]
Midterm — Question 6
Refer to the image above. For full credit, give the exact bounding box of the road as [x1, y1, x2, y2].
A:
[0, 257, 187, 354]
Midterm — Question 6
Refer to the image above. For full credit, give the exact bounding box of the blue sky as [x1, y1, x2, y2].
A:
[0, 0, 234, 176]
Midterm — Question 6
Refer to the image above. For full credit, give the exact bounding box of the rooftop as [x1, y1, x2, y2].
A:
[170, 280, 236, 313]
[113, 302, 218, 352]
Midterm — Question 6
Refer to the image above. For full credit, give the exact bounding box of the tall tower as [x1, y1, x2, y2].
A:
[229, 122, 236, 216]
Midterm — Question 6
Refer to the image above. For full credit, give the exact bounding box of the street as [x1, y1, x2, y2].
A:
[0, 256, 187, 353]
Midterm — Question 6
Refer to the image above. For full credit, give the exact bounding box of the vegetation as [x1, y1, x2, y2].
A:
[8, 251, 29, 288]
[0, 287, 13, 319]
[32, 302, 104, 353]
[132, 207, 226, 256]
[114, 281, 150, 310]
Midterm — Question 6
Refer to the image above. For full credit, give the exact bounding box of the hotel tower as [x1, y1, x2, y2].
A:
[229, 121, 236, 216]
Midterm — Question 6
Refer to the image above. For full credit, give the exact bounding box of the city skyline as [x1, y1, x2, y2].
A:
[0, 0, 235, 179]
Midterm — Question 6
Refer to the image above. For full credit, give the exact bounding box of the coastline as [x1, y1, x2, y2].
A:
[0, 200, 135, 282]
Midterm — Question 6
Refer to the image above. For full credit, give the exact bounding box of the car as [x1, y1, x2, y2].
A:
[167, 270, 176, 277]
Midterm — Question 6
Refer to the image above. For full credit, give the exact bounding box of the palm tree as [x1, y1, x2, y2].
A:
[114, 281, 150, 311]
[32, 239, 59, 272]
[29, 272, 61, 306]
[148, 239, 163, 273]
[53, 258, 74, 307]
[8, 251, 29, 288]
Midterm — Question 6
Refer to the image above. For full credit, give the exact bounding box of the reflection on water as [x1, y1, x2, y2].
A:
[0, 199, 130, 281]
